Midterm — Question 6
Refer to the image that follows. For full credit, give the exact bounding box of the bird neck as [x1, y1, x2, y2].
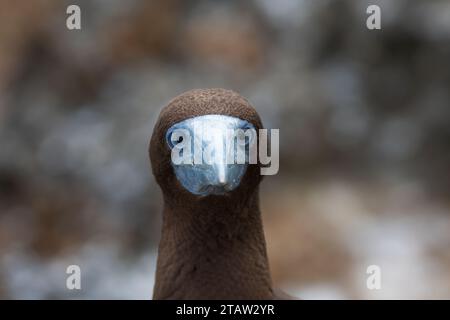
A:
[153, 190, 274, 299]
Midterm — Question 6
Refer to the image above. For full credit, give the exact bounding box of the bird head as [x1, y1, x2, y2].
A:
[149, 88, 264, 203]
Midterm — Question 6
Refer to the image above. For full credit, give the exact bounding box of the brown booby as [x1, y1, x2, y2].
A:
[149, 88, 290, 299]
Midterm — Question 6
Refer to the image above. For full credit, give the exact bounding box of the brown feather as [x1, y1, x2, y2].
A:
[149, 88, 293, 299]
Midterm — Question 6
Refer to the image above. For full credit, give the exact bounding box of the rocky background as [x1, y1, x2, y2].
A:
[0, 0, 449, 299]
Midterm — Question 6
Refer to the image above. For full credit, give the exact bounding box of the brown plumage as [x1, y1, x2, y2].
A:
[149, 88, 291, 300]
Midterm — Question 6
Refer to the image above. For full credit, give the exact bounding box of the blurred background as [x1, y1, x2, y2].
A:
[1, 0, 450, 299]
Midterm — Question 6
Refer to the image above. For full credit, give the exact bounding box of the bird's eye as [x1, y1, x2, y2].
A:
[237, 124, 255, 146]
[166, 130, 185, 149]
[237, 131, 247, 144]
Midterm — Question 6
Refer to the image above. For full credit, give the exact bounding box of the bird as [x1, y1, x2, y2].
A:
[149, 88, 292, 299]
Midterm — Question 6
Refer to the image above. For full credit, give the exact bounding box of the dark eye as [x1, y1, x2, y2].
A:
[237, 130, 247, 144]
[237, 124, 255, 146]
[166, 131, 184, 148]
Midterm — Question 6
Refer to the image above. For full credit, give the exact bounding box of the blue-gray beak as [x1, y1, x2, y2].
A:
[166, 115, 256, 196]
